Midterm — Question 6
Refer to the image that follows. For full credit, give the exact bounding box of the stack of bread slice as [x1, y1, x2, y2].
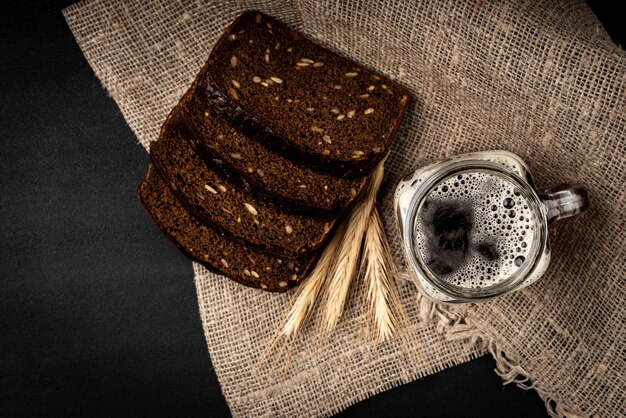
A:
[138, 11, 410, 292]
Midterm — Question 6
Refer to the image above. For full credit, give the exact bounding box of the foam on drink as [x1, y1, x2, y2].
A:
[412, 171, 536, 289]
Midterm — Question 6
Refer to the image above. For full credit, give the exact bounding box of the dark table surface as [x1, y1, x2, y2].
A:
[1, 1, 621, 417]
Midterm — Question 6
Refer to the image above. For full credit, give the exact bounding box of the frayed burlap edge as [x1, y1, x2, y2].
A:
[421, 299, 584, 418]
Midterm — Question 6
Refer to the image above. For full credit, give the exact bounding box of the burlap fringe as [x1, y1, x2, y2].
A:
[419, 296, 585, 418]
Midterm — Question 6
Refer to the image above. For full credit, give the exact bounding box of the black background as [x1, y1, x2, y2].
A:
[0, 1, 621, 417]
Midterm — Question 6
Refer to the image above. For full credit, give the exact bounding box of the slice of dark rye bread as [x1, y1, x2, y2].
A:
[138, 164, 315, 292]
[180, 68, 368, 213]
[203, 10, 410, 176]
[150, 107, 337, 257]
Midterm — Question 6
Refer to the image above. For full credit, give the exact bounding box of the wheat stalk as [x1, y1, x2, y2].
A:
[280, 221, 346, 338]
[319, 161, 386, 340]
[258, 221, 346, 371]
[362, 206, 407, 343]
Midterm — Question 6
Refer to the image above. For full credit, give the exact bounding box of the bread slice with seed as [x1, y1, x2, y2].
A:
[138, 164, 314, 292]
[204, 10, 410, 176]
[150, 107, 337, 257]
[180, 66, 368, 213]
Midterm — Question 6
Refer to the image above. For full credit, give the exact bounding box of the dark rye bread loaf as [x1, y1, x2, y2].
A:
[149, 108, 336, 257]
[180, 70, 368, 213]
[138, 164, 314, 292]
[204, 11, 410, 176]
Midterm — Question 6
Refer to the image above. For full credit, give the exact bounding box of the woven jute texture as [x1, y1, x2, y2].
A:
[64, 1, 625, 417]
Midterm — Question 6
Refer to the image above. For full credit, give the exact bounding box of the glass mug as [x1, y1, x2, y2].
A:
[394, 151, 589, 304]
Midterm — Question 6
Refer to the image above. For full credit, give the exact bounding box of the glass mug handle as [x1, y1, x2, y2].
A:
[541, 183, 589, 223]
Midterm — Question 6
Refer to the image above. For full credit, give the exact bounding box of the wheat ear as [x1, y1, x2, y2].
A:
[279, 221, 346, 338]
[362, 205, 407, 343]
[319, 161, 385, 340]
[258, 221, 346, 371]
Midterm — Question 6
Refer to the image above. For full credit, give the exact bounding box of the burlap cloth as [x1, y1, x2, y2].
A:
[64, 1, 625, 416]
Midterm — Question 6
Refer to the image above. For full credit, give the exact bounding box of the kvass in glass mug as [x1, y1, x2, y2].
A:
[394, 151, 589, 304]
